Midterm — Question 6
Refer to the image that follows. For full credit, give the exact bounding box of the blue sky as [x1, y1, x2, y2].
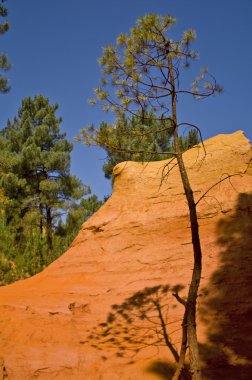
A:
[1, 0, 251, 199]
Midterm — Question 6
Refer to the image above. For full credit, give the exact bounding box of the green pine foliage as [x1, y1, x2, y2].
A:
[1, 96, 86, 254]
[99, 111, 173, 179]
[87, 112, 199, 180]
[0, 95, 102, 285]
[0, 0, 11, 93]
[0, 218, 47, 285]
[55, 194, 104, 247]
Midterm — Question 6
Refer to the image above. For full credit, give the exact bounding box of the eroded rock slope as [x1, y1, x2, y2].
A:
[0, 131, 251, 380]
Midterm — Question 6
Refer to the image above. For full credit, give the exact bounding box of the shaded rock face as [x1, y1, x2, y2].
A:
[0, 131, 251, 380]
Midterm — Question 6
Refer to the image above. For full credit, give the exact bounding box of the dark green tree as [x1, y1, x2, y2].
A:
[92, 111, 173, 180]
[56, 194, 103, 246]
[1, 95, 89, 257]
[80, 14, 221, 380]
[0, 0, 11, 93]
[92, 112, 199, 180]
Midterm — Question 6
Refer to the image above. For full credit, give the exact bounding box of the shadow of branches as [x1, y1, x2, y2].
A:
[84, 284, 190, 379]
[200, 193, 252, 380]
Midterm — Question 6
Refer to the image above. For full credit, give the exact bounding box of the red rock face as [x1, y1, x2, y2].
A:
[0, 131, 251, 380]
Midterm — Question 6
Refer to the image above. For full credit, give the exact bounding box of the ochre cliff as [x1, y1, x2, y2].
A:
[0, 131, 251, 380]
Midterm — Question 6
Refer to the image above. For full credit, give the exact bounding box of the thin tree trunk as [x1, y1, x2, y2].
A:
[172, 307, 188, 380]
[168, 53, 202, 380]
[39, 203, 43, 235]
[39, 200, 44, 266]
[46, 206, 53, 256]
[175, 147, 202, 380]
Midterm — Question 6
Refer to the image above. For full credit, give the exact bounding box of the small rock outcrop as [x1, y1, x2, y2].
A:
[0, 131, 251, 379]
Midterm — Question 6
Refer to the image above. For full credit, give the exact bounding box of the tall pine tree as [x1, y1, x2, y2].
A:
[1, 95, 89, 257]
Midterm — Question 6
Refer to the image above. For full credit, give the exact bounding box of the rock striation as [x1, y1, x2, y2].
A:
[0, 131, 251, 380]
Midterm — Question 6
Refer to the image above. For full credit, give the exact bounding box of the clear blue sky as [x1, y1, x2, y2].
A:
[1, 0, 251, 199]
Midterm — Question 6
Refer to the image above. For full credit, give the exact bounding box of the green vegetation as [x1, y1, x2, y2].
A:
[90, 112, 199, 180]
[0, 95, 102, 285]
[0, 0, 11, 93]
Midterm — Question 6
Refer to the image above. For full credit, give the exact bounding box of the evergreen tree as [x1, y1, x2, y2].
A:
[93, 111, 173, 179]
[93, 112, 199, 180]
[0, 0, 11, 93]
[1, 95, 89, 257]
[56, 194, 103, 246]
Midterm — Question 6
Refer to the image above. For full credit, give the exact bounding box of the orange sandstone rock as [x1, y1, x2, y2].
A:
[0, 131, 251, 379]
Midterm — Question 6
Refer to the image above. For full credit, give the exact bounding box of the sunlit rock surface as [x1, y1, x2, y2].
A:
[0, 131, 251, 379]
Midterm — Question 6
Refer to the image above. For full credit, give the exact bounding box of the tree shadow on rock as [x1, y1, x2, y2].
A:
[146, 360, 176, 380]
[200, 193, 252, 380]
[84, 284, 190, 378]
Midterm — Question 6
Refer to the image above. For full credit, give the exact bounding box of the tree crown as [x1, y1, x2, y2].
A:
[79, 14, 219, 164]
[88, 14, 221, 121]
